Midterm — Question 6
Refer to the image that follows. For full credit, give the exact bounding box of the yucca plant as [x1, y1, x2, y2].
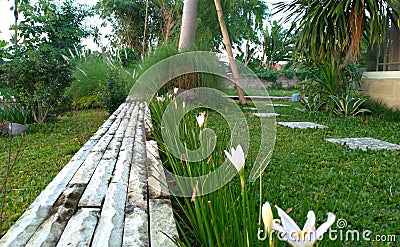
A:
[329, 94, 371, 117]
[298, 93, 324, 114]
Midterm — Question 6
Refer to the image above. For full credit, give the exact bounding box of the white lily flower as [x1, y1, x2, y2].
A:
[271, 205, 336, 247]
[196, 112, 206, 128]
[224, 144, 245, 172]
[156, 95, 165, 102]
[173, 87, 179, 94]
[262, 202, 274, 234]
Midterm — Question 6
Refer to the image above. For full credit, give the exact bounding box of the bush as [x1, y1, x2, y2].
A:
[104, 68, 128, 114]
[4, 48, 73, 123]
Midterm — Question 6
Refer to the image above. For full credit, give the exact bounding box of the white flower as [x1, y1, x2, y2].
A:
[0, 95, 3, 101]
[262, 201, 274, 234]
[156, 95, 165, 102]
[173, 87, 179, 94]
[271, 205, 336, 247]
[224, 144, 245, 172]
[196, 112, 206, 128]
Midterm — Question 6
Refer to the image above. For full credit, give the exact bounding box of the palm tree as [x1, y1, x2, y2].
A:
[178, 0, 199, 52]
[275, 0, 400, 79]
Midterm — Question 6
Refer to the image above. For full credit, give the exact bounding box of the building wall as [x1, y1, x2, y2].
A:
[362, 72, 400, 108]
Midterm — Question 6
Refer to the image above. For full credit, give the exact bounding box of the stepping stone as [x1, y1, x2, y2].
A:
[254, 113, 280, 117]
[278, 122, 327, 129]
[326, 137, 400, 151]
[243, 107, 257, 111]
[266, 104, 289, 107]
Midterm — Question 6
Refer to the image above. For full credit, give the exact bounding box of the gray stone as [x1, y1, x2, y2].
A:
[243, 107, 257, 111]
[25, 185, 85, 247]
[78, 158, 116, 207]
[326, 137, 400, 151]
[149, 199, 179, 247]
[0, 139, 96, 246]
[111, 137, 134, 184]
[266, 103, 289, 107]
[278, 122, 327, 129]
[9, 122, 28, 136]
[69, 151, 104, 185]
[122, 207, 149, 247]
[91, 182, 127, 247]
[56, 208, 100, 247]
[253, 113, 280, 118]
[147, 140, 170, 199]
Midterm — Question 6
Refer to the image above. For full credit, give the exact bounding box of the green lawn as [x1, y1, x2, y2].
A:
[0, 109, 108, 236]
[222, 88, 300, 97]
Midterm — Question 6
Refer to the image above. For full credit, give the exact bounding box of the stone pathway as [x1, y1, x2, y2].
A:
[326, 137, 400, 151]
[0, 99, 177, 247]
[277, 122, 328, 129]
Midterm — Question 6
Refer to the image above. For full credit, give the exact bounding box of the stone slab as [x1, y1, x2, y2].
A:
[266, 103, 289, 107]
[326, 137, 400, 151]
[91, 182, 127, 247]
[277, 122, 327, 129]
[0, 138, 98, 247]
[243, 107, 257, 111]
[253, 113, 280, 118]
[78, 158, 116, 207]
[149, 199, 178, 247]
[69, 151, 104, 185]
[25, 185, 85, 247]
[122, 207, 149, 247]
[146, 140, 169, 199]
[56, 208, 100, 247]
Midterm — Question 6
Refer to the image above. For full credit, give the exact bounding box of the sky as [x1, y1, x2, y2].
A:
[0, 0, 289, 51]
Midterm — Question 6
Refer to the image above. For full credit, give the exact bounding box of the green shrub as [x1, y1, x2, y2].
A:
[330, 94, 371, 117]
[282, 69, 296, 79]
[0, 103, 34, 125]
[4, 48, 73, 123]
[299, 93, 324, 114]
[104, 68, 128, 114]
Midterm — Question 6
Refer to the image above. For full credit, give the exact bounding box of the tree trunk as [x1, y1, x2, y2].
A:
[142, 0, 149, 61]
[178, 0, 198, 52]
[214, 0, 246, 104]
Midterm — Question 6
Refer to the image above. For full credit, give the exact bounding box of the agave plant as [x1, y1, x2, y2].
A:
[298, 93, 324, 114]
[329, 94, 371, 117]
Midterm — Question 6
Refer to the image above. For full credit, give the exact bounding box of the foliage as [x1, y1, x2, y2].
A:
[17, 0, 94, 53]
[298, 93, 324, 114]
[330, 94, 371, 117]
[4, 48, 74, 123]
[198, 0, 269, 53]
[103, 68, 128, 114]
[0, 103, 34, 125]
[255, 70, 278, 82]
[262, 21, 296, 69]
[0, 41, 10, 64]
[0, 109, 107, 237]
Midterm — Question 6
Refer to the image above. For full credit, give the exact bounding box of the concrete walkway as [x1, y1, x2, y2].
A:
[0, 99, 177, 247]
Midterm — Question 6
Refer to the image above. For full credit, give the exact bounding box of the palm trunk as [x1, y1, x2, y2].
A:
[178, 0, 198, 52]
[142, 0, 149, 61]
[214, 0, 246, 104]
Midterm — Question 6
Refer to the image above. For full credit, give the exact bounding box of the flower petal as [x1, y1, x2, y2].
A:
[262, 202, 274, 234]
[315, 212, 336, 240]
[275, 205, 301, 234]
[302, 210, 316, 232]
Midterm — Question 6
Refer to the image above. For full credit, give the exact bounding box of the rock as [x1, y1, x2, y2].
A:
[1, 122, 28, 136]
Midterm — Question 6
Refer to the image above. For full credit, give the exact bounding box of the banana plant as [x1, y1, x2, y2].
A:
[329, 94, 371, 117]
